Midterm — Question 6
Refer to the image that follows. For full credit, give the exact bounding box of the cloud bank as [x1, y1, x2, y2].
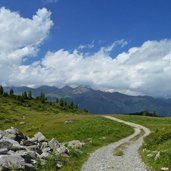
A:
[1, 7, 171, 97]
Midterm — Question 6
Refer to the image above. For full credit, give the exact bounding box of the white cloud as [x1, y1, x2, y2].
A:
[0, 7, 53, 85]
[1, 8, 171, 97]
[7, 39, 171, 98]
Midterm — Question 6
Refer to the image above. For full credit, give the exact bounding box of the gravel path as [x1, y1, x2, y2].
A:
[81, 116, 151, 171]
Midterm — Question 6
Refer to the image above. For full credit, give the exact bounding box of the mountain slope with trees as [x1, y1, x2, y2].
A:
[4, 85, 171, 116]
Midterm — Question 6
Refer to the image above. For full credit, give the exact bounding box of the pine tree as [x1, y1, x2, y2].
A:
[3, 92, 8, 97]
[0, 85, 4, 95]
[59, 98, 65, 107]
[56, 98, 59, 103]
[40, 91, 47, 103]
[9, 88, 14, 96]
[28, 90, 32, 99]
[68, 101, 74, 109]
[22, 91, 28, 99]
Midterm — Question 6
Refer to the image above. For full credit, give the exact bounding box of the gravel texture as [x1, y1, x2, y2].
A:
[81, 116, 151, 171]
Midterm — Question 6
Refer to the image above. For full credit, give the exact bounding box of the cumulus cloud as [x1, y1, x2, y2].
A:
[0, 7, 53, 84]
[1, 8, 171, 97]
[7, 39, 171, 98]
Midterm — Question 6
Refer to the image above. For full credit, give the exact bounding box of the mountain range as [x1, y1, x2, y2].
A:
[4, 86, 171, 116]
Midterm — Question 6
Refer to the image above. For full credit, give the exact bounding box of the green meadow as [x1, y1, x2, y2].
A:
[0, 95, 133, 170]
[116, 115, 171, 170]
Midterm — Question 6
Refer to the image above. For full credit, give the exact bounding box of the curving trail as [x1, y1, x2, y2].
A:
[81, 116, 151, 171]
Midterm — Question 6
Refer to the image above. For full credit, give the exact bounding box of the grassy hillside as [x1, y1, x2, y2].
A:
[0, 95, 133, 170]
[116, 115, 171, 170]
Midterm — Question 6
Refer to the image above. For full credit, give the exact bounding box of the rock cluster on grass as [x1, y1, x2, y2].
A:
[0, 127, 85, 170]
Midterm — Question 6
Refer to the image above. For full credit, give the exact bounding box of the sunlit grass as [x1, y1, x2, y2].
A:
[116, 115, 171, 170]
[0, 96, 133, 170]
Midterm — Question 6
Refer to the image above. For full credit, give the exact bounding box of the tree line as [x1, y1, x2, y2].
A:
[0, 85, 79, 110]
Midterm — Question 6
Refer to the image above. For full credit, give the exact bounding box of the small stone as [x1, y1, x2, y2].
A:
[41, 142, 48, 149]
[147, 153, 154, 157]
[161, 167, 169, 171]
[31, 159, 37, 164]
[68, 140, 85, 149]
[19, 122, 26, 125]
[34, 132, 46, 142]
[56, 161, 63, 168]
[48, 138, 60, 151]
[56, 145, 68, 155]
[42, 147, 51, 153]
[40, 152, 51, 159]
[154, 151, 160, 160]
[64, 120, 73, 124]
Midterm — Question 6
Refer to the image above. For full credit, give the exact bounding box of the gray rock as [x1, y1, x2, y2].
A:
[28, 137, 37, 142]
[5, 127, 20, 135]
[0, 155, 25, 170]
[0, 148, 9, 155]
[0, 140, 12, 150]
[0, 138, 26, 151]
[26, 145, 42, 154]
[48, 138, 60, 151]
[41, 142, 48, 149]
[56, 161, 63, 168]
[7, 150, 16, 155]
[4, 127, 26, 141]
[15, 150, 32, 163]
[154, 151, 160, 160]
[42, 147, 51, 153]
[25, 163, 34, 171]
[22, 139, 36, 146]
[68, 140, 85, 149]
[56, 144, 68, 155]
[40, 152, 51, 159]
[34, 132, 46, 142]
[26, 145, 38, 151]
[27, 151, 37, 159]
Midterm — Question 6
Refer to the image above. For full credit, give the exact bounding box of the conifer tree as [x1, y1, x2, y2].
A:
[68, 101, 74, 109]
[0, 85, 4, 95]
[40, 91, 47, 103]
[22, 91, 28, 99]
[59, 98, 65, 107]
[28, 90, 32, 99]
[9, 88, 14, 96]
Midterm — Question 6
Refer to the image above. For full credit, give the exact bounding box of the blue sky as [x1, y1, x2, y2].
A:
[1, 0, 171, 97]
[1, 0, 171, 58]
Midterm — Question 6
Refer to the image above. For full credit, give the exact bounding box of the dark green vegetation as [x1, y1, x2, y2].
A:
[129, 109, 158, 117]
[0, 89, 133, 170]
[116, 115, 171, 170]
[5, 85, 171, 116]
